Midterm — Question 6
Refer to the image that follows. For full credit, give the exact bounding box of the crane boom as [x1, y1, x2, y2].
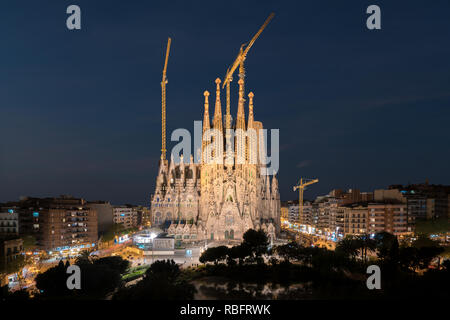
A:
[162, 37, 171, 82]
[161, 37, 171, 161]
[242, 12, 274, 59]
[222, 13, 274, 88]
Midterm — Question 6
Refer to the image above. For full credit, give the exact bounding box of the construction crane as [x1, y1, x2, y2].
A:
[222, 13, 275, 128]
[160, 37, 172, 161]
[293, 178, 319, 223]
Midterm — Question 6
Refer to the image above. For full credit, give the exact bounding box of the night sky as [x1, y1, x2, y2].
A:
[1, 0, 449, 205]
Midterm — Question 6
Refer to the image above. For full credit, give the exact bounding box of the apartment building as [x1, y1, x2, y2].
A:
[367, 203, 408, 236]
[113, 206, 138, 229]
[0, 210, 19, 238]
[343, 204, 368, 235]
[2, 196, 98, 252]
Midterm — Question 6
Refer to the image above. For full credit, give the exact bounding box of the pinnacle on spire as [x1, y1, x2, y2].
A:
[235, 79, 246, 165]
[246, 91, 257, 164]
[225, 78, 232, 130]
[248, 92, 254, 128]
[203, 90, 210, 131]
[213, 78, 223, 132]
[235, 79, 246, 130]
[202, 90, 210, 164]
[180, 153, 185, 166]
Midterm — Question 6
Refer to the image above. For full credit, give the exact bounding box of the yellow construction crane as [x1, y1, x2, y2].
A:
[161, 37, 172, 161]
[222, 13, 275, 128]
[293, 178, 319, 223]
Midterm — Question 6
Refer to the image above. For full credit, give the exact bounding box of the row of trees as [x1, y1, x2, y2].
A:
[32, 253, 130, 300]
[113, 260, 196, 300]
[199, 229, 269, 266]
[195, 229, 449, 298]
[334, 232, 446, 272]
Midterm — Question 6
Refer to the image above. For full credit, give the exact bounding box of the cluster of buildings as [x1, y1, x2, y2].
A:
[0, 196, 151, 259]
[283, 183, 450, 239]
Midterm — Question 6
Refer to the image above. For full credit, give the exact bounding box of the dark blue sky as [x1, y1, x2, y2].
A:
[1, 0, 449, 205]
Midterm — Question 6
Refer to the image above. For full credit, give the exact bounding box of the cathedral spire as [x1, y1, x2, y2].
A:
[247, 92, 257, 164]
[213, 78, 224, 165]
[235, 79, 246, 165]
[248, 92, 254, 129]
[236, 79, 246, 130]
[213, 78, 223, 132]
[203, 90, 210, 131]
[202, 90, 210, 164]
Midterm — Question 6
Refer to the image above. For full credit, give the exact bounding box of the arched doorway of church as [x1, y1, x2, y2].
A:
[154, 212, 162, 225]
[224, 230, 234, 240]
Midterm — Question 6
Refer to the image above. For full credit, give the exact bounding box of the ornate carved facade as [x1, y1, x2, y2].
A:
[150, 77, 280, 242]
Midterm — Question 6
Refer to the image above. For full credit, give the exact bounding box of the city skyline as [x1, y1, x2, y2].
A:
[1, 0, 450, 205]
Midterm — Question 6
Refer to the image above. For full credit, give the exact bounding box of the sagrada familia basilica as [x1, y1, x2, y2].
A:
[150, 75, 280, 242]
[150, 19, 280, 242]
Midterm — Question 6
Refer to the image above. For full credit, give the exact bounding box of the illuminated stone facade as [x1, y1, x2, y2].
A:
[150, 78, 280, 242]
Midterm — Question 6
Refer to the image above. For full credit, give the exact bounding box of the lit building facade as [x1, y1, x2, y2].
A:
[0, 210, 19, 238]
[344, 204, 368, 235]
[113, 206, 138, 229]
[2, 196, 98, 252]
[150, 77, 280, 242]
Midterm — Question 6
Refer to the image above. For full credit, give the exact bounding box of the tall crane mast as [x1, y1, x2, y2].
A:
[293, 178, 319, 224]
[161, 37, 172, 161]
[222, 13, 275, 128]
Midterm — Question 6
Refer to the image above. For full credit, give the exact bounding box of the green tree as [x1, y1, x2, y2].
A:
[227, 244, 251, 265]
[274, 241, 304, 262]
[199, 246, 229, 265]
[75, 250, 93, 265]
[355, 234, 377, 263]
[94, 256, 129, 274]
[398, 246, 419, 272]
[35, 256, 129, 299]
[242, 229, 269, 259]
[374, 232, 399, 265]
[114, 260, 196, 300]
[335, 236, 359, 261]
[101, 223, 125, 243]
[145, 259, 180, 282]
[35, 260, 71, 298]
